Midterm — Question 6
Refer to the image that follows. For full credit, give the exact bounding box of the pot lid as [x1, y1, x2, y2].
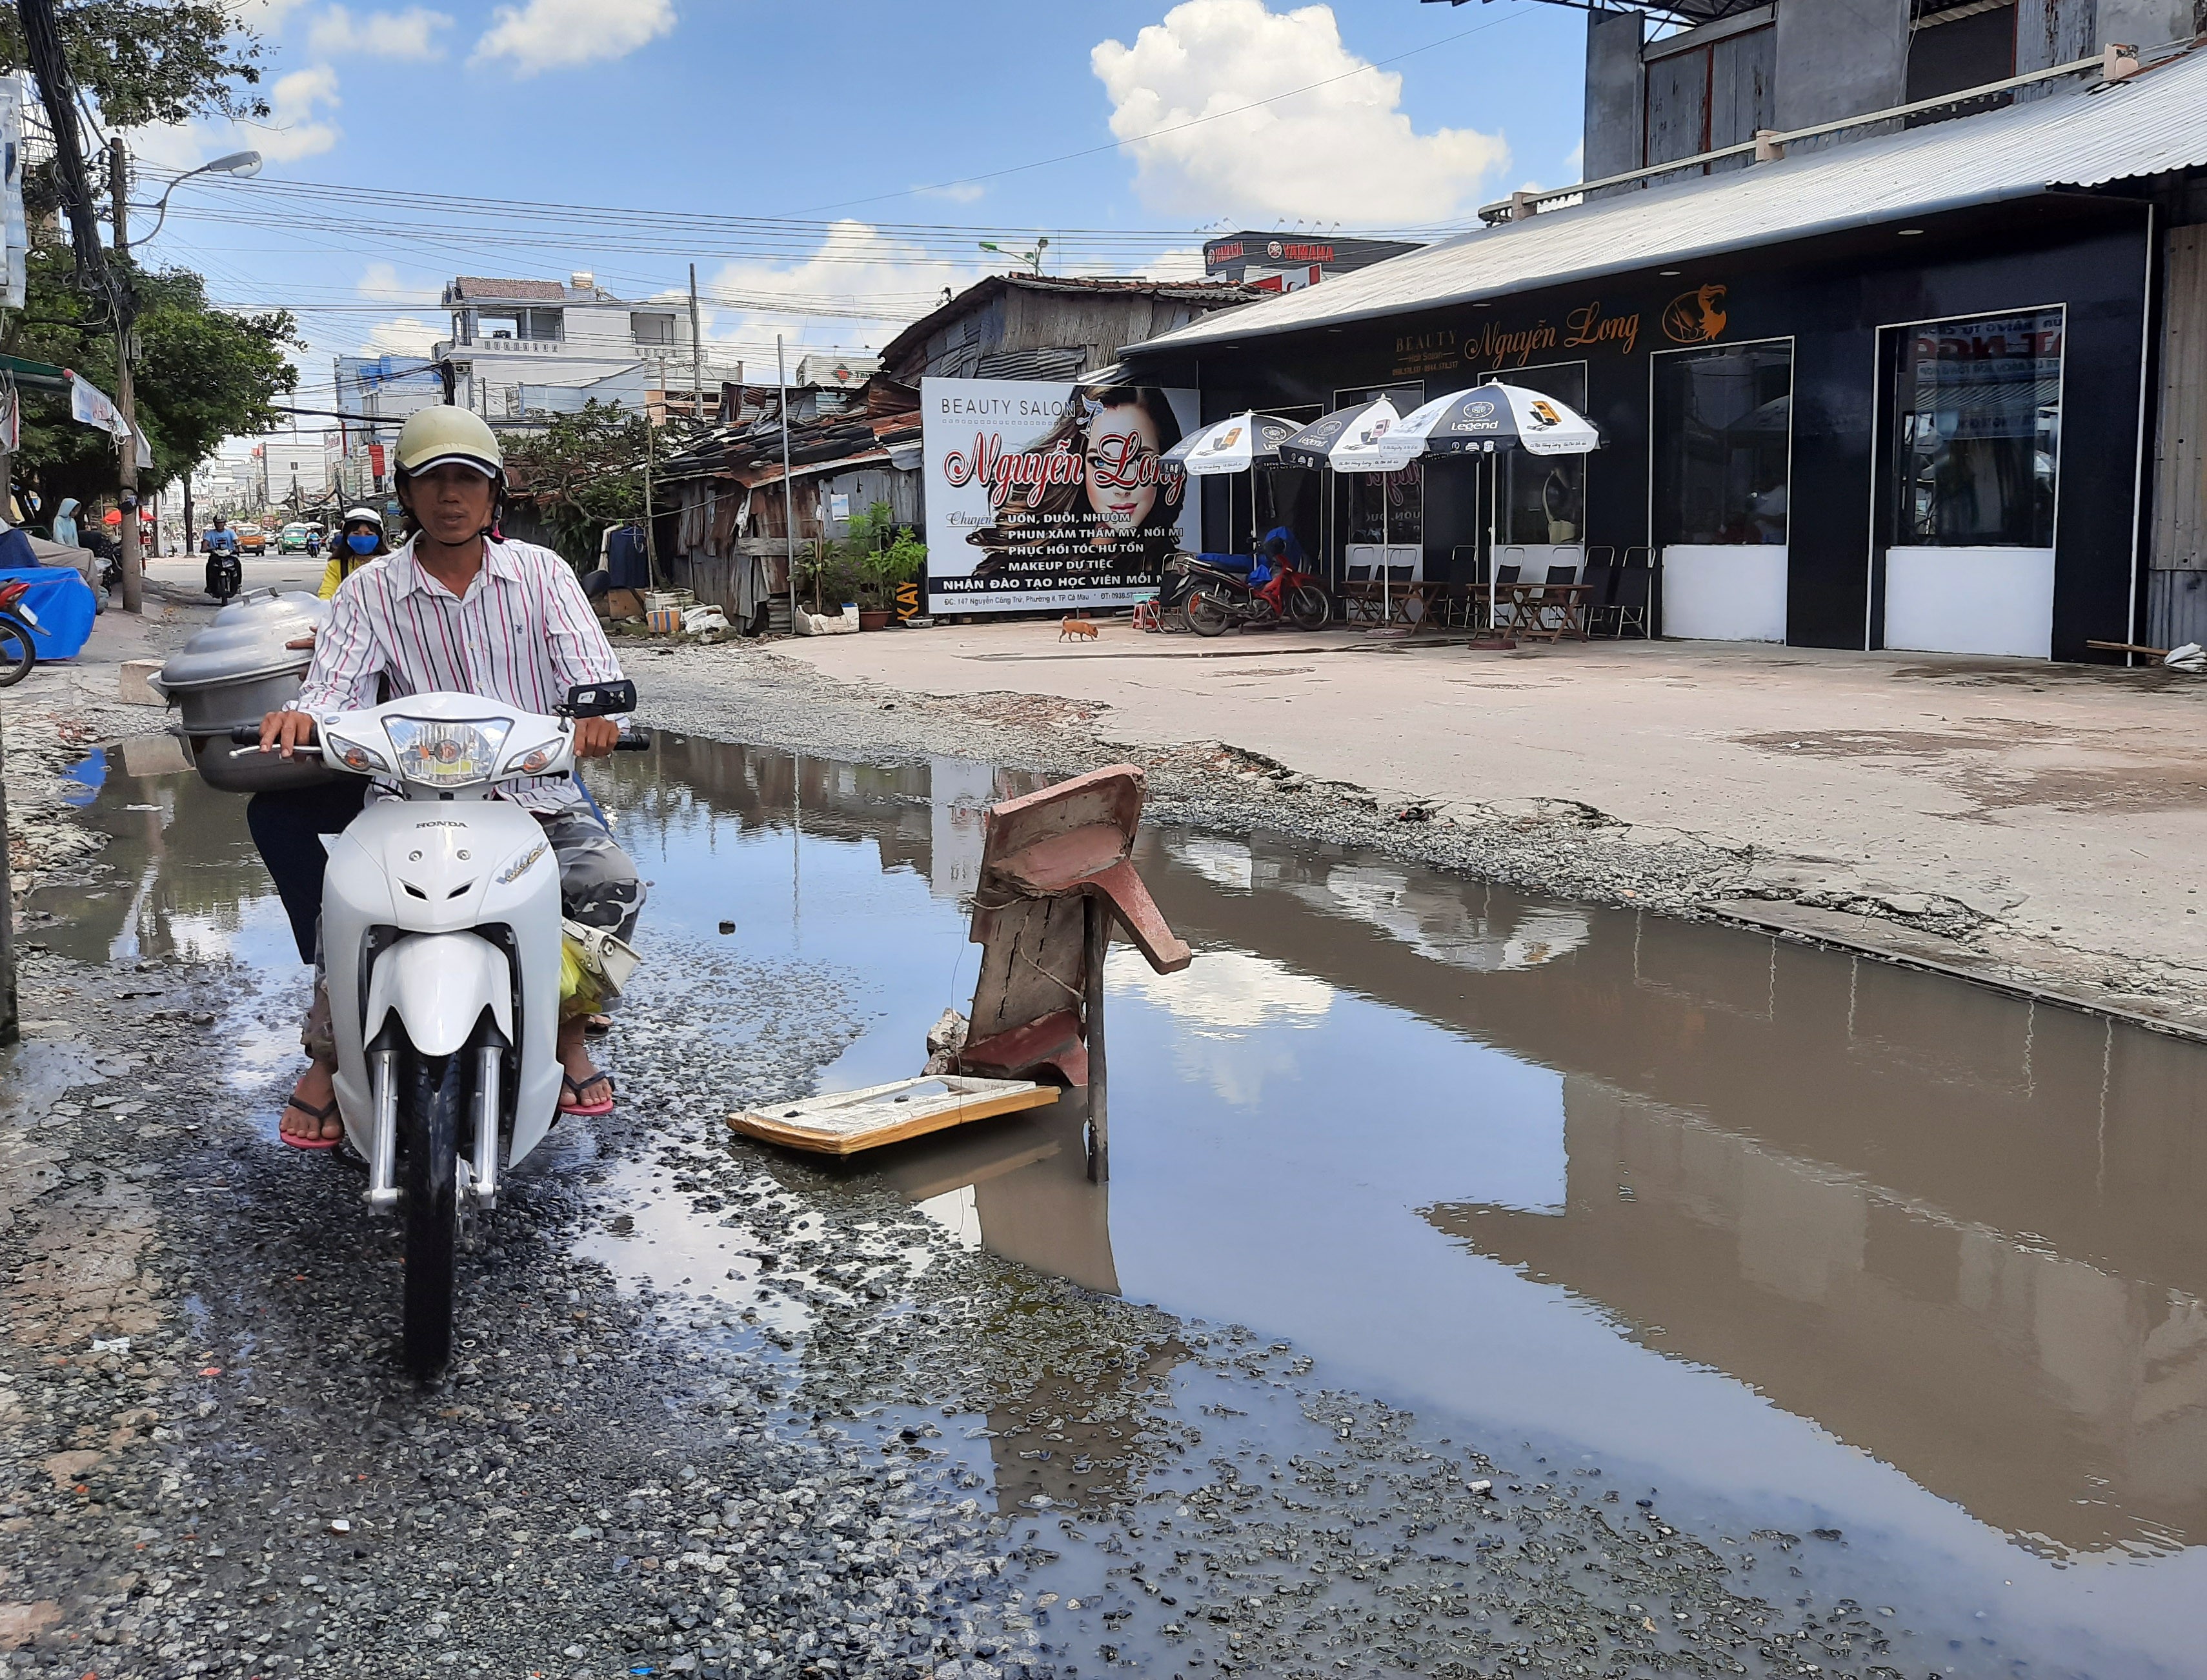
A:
[158, 588, 331, 692]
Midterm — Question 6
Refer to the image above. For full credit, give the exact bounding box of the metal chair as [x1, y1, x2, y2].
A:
[1606, 548, 1654, 639]
[1580, 557, 1618, 632]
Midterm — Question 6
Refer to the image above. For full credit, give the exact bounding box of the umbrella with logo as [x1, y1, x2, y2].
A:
[1391, 383, 1600, 631]
[1163, 410, 1303, 475]
[1276, 397, 1417, 617]
[1162, 412, 1306, 586]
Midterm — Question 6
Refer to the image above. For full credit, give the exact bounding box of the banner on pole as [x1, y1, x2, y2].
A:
[0, 76, 26, 313]
[68, 374, 130, 439]
[922, 377, 1200, 615]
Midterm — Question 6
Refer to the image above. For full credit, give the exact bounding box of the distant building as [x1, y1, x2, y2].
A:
[878, 273, 1257, 385]
[260, 430, 341, 511]
[1198, 232, 1423, 293]
[432, 272, 744, 426]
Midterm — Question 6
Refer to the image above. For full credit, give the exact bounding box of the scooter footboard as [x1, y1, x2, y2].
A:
[365, 933, 514, 1057]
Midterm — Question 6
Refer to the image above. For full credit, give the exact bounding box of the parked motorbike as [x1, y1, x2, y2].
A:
[0, 579, 46, 687]
[1167, 552, 1332, 637]
[228, 679, 649, 1380]
[205, 547, 243, 605]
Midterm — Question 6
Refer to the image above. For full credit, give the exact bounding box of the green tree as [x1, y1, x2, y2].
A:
[503, 401, 658, 568]
[3, 239, 298, 514]
[0, 1, 267, 128]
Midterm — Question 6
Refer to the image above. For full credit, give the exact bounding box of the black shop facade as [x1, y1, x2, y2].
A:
[1122, 192, 2157, 663]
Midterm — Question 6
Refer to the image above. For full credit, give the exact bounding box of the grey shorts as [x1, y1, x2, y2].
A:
[305, 803, 644, 1055]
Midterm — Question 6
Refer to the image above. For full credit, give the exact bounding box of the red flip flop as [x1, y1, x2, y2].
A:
[559, 1072, 616, 1117]
[279, 1095, 343, 1150]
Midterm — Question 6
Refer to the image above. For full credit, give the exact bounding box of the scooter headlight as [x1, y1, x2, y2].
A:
[383, 716, 512, 788]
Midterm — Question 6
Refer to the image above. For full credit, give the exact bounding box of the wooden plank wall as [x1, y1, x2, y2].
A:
[2148, 226, 2207, 649]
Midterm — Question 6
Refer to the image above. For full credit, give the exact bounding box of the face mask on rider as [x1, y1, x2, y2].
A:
[346, 532, 379, 555]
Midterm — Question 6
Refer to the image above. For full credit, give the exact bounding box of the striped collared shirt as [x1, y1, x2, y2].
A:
[296, 536, 625, 810]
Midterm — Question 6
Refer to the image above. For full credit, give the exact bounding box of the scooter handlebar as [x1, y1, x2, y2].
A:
[612, 730, 653, 752]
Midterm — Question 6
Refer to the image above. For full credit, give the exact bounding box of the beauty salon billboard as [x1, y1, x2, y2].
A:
[922, 377, 1201, 614]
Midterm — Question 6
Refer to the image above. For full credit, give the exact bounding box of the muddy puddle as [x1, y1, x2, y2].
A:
[28, 732, 2207, 1676]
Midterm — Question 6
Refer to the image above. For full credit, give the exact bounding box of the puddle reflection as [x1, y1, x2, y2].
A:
[42, 728, 2207, 1669]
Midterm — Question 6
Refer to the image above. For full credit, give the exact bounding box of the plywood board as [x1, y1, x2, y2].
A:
[729, 1075, 1059, 1156]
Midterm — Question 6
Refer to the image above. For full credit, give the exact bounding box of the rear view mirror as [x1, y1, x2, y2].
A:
[559, 679, 636, 717]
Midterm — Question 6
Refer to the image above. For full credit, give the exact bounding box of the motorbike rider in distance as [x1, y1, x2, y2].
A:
[258, 406, 644, 1146]
[203, 517, 241, 599]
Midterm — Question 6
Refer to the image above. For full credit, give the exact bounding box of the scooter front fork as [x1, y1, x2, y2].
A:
[366, 1040, 399, 1212]
[467, 1043, 503, 1210]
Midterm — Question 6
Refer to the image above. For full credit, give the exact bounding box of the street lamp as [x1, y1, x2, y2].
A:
[978, 236, 1048, 275]
[132, 150, 263, 246]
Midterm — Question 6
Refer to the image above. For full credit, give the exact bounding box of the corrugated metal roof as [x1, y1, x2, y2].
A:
[1129, 46, 2207, 357]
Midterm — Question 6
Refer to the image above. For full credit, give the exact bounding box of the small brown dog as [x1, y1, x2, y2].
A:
[1059, 616, 1100, 641]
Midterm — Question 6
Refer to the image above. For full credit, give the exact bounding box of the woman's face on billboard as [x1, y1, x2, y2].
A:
[1084, 401, 1162, 532]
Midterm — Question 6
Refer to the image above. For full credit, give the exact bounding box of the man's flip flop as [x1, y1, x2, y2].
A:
[279, 1095, 343, 1150]
[559, 1072, 616, 1117]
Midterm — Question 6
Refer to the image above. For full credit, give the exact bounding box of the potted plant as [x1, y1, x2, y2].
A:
[846, 503, 925, 630]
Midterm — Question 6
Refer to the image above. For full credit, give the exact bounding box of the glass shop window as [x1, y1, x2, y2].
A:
[1652, 340, 1794, 546]
[1892, 307, 2061, 548]
[1501, 363, 1589, 544]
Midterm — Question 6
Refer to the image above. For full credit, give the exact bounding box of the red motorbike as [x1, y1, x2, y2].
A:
[1166, 552, 1331, 636]
[0, 579, 44, 688]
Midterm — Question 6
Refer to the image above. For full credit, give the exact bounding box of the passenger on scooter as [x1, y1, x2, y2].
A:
[259, 406, 644, 1146]
[317, 507, 388, 599]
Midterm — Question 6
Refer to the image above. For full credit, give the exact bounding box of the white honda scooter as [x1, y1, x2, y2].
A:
[233, 681, 645, 1381]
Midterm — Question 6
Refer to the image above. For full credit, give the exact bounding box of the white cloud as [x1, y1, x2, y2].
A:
[471, 0, 676, 75]
[358, 316, 441, 357]
[232, 0, 316, 33]
[703, 219, 991, 362]
[1140, 245, 1209, 281]
[126, 61, 341, 171]
[308, 5, 453, 59]
[250, 65, 344, 161]
[357, 260, 414, 304]
[1091, 0, 1508, 223]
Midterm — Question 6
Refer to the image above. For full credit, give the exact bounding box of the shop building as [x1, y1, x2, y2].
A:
[1122, 34, 2207, 662]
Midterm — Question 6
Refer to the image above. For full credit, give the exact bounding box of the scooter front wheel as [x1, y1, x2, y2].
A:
[401, 1044, 463, 1383]
[1185, 591, 1234, 637]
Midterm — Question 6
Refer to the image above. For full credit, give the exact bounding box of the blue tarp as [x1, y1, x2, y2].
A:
[0, 566, 99, 659]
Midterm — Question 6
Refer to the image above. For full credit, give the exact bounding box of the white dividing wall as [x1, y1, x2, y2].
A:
[1660, 545, 1788, 641]
[1883, 547, 2055, 658]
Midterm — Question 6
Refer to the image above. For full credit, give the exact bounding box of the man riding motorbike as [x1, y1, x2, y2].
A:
[259, 406, 644, 1146]
[203, 517, 241, 599]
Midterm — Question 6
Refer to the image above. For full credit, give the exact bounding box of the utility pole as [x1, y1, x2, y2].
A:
[687, 262, 704, 425]
[777, 334, 796, 628]
[641, 407, 658, 590]
[109, 140, 143, 613]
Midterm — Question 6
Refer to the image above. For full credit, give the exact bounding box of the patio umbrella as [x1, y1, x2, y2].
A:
[1394, 382, 1600, 458]
[1392, 383, 1600, 632]
[1164, 412, 1305, 558]
[1277, 397, 1411, 617]
[1163, 410, 1302, 475]
[1276, 396, 1405, 472]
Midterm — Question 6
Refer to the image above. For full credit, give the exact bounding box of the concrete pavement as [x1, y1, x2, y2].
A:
[771, 620, 2207, 1015]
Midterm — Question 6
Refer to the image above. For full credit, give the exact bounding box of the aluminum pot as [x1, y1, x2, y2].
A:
[158, 589, 335, 792]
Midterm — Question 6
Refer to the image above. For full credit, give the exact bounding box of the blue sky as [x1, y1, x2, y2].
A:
[124, 0, 1591, 459]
